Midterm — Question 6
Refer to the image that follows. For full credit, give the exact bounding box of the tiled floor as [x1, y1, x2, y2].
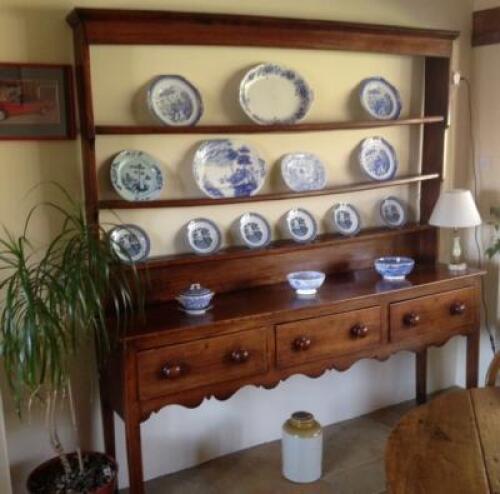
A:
[123, 389, 453, 494]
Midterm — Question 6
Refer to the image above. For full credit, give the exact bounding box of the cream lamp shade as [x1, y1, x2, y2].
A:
[429, 189, 481, 229]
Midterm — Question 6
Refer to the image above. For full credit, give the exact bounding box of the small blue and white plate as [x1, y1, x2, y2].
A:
[280, 152, 327, 192]
[284, 208, 318, 243]
[331, 203, 361, 236]
[110, 150, 165, 201]
[193, 139, 267, 198]
[380, 196, 407, 228]
[358, 137, 398, 181]
[239, 63, 314, 125]
[359, 77, 402, 120]
[148, 75, 203, 126]
[185, 218, 222, 255]
[237, 212, 272, 249]
[108, 224, 150, 264]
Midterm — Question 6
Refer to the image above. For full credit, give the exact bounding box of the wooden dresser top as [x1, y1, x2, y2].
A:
[116, 264, 484, 342]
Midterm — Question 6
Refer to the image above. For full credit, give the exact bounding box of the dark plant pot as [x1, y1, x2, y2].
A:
[27, 451, 117, 494]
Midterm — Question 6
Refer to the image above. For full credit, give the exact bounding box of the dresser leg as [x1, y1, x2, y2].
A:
[416, 349, 427, 404]
[466, 330, 479, 388]
[126, 416, 145, 494]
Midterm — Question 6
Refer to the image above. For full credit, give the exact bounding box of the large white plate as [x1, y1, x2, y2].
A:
[239, 64, 314, 125]
[358, 137, 398, 181]
[193, 139, 267, 198]
[280, 152, 327, 192]
[148, 75, 203, 126]
[110, 149, 164, 201]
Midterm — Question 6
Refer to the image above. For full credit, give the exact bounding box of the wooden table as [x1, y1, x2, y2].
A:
[386, 388, 500, 494]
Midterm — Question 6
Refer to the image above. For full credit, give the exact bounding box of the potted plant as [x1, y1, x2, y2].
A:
[0, 186, 142, 493]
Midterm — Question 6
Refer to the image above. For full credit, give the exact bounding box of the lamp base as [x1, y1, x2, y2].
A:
[448, 262, 467, 273]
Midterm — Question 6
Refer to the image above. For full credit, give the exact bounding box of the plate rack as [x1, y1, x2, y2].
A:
[68, 9, 458, 303]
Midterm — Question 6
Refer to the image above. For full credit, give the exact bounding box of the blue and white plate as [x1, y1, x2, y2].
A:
[380, 196, 407, 228]
[193, 139, 267, 198]
[284, 208, 318, 243]
[237, 212, 272, 249]
[185, 218, 222, 255]
[148, 75, 203, 126]
[108, 224, 150, 264]
[358, 137, 398, 181]
[239, 64, 314, 125]
[110, 150, 165, 201]
[280, 152, 327, 192]
[359, 77, 402, 120]
[331, 203, 361, 236]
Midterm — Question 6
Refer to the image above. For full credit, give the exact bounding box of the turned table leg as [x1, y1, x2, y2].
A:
[125, 414, 145, 494]
[416, 349, 427, 405]
[466, 330, 479, 389]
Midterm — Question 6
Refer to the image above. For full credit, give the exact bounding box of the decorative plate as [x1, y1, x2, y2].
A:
[284, 208, 318, 243]
[331, 203, 361, 236]
[185, 218, 222, 255]
[193, 139, 267, 198]
[108, 224, 150, 264]
[237, 212, 272, 249]
[110, 149, 164, 201]
[239, 64, 314, 125]
[148, 75, 203, 126]
[359, 77, 402, 120]
[380, 196, 407, 228]
[358, 137, 398, 181]
[280, 152, 327, 192]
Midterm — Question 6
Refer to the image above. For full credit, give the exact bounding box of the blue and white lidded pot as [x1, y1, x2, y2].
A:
[282, 411, 323, 483]
[176, 283, 214, 315]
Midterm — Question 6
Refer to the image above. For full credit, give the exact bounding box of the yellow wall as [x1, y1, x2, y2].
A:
[0, 0, 477, 491]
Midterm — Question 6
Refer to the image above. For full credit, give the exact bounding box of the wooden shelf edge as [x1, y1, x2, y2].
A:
[95, 116, 444, 136]
[99, 173, 440, 210]
[134, 223, 435, 270]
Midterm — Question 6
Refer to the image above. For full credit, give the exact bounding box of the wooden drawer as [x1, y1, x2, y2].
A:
[390, 287, 476, 344]
[137, 328, 269, 400]
[276, 306, 383, 369]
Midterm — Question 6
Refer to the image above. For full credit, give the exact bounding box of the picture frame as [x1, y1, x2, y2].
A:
[0, 63, 76, 140]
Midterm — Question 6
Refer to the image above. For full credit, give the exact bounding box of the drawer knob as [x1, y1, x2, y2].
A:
[450, 302, 466, 316]
[350, 324, 369, 338]
[403, 312, 420, 327]
[293, 336, 312, 351]
[230, 348, 250, 364]
[161, 363, 186, 379]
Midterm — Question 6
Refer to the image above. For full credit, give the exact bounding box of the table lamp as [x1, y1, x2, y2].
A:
[429, 189, 481, 272]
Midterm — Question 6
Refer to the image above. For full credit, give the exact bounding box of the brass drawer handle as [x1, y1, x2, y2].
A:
[403, 312, 420, 327]
[350, 324, 369, 338]
[230, 348, 250, 364]
[450, 302, 466, 316]
[293, 336, 312, 351]
[161, 363, 187, 379]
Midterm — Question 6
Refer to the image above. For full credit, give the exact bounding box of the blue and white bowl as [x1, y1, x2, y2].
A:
[176, 283, 214, 315]
[287, 271, 326, 296]
[374, 257, 415, 281]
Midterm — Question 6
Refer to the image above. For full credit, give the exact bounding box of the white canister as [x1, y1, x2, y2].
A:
[282, 411, 323, 483]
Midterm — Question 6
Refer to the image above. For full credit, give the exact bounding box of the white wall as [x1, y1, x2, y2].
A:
[0, 0, 489, 491]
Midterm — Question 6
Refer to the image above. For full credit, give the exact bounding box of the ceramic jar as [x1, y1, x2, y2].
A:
[282, 411, 323, 483]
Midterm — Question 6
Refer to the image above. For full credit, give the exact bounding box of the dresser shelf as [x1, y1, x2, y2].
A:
[95, 116, 444, 136]
[99, 173, 439, 210]
[135, 223, 433, 271]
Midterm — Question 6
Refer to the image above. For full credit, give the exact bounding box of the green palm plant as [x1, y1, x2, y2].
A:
[0, 185, 143, 492]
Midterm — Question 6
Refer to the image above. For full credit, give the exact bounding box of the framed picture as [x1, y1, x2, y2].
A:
[0, 63, 76, 140]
